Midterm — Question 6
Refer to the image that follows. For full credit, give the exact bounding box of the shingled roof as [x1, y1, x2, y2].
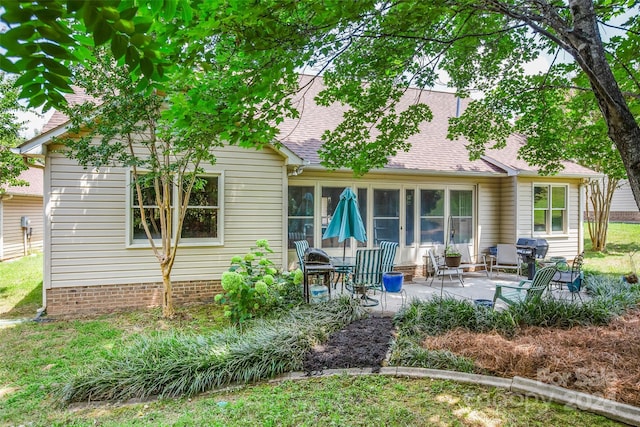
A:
[32, 75, 596, 178]
[279, 75, 597, 177]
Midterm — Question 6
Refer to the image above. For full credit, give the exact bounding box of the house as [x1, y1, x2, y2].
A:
[609, 180, 640, 222]
[0, 165, 44, 261]
[16, 76, 599, 315]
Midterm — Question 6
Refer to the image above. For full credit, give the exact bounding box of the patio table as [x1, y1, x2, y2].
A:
[329, 256, 356, 291]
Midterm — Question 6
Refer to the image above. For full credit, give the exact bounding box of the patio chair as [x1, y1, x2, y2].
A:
[492, 265, 557, 307]
[379, 241, 399, 273]
[490, 243, 522, 277]
[294, 240, 309, 269]
[427, 248, 464, 287]
[552, 252, 584, 301]
[458, 244, 489, 277]
[345, 248, 383, 307]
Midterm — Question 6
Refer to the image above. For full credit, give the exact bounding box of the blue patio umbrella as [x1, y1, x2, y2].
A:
[322, 188, 367, 259]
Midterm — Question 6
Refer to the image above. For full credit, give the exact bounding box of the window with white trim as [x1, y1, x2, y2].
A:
[129, 173, 222, 244]
[533, 184, 566, 234]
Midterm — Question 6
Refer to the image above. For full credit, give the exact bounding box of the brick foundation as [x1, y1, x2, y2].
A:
[45, 280, 222, 317]
[608, 211, 640, 223]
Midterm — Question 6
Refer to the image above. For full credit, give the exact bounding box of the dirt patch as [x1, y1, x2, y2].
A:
[304, 315, 395, 374]
[304, 310, 640, 407]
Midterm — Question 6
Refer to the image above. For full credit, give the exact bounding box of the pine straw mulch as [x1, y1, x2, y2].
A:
[422, 308, 640, 407]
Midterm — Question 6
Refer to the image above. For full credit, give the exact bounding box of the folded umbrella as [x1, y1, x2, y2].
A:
[322, 187, 367, 259]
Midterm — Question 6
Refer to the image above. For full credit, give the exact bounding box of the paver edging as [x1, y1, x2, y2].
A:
[272, 368, 640, 426]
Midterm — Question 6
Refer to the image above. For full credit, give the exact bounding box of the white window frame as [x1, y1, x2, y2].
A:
[532, 183, 568, 236]
[418, 185, 475, 247]
[126, 170, 224, 248]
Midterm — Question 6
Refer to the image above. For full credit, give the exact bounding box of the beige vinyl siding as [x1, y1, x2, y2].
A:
[46, 144, 286, 289]
[517, 177, 582, 258]
[611, 180, 640, 212]
[1, 195, 44, 260]
[476, 178, 501, 254]
[496, 176, 517, 244]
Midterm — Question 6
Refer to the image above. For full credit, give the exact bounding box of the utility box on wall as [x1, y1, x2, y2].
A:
[21, 216, 31, 228]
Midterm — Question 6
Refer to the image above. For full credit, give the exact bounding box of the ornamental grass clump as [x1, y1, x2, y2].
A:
[215, 239, 304, 323]
[60, 296, 367, 404]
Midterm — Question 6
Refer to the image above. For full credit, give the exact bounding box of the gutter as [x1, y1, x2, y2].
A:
[300, 164, 507, 178]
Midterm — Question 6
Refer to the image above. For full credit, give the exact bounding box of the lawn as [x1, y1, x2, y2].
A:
[0, 305, 623, 426]
[0, 252, 43, 318]
[583, 222, 640, 275]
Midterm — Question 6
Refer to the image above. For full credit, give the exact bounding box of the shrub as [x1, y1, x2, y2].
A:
[215, 239, 304, 323]
[388, 335, 475, 372]
[60, 296, 367, 403]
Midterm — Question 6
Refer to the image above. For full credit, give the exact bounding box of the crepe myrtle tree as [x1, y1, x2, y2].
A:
[61, 41, 298, 318]
[2, 0, 640, 209]
[59, 52, 219, 318]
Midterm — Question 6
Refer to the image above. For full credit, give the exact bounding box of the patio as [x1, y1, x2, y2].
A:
[351, 271, 586, 313]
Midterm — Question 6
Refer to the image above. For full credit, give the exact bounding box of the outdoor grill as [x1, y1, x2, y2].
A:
[516, 238, 549, 279]
[304, 248, 332, 265]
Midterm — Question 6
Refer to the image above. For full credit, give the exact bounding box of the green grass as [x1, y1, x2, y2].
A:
[583, 222, 640, 275]
[0, 252, 43, 318]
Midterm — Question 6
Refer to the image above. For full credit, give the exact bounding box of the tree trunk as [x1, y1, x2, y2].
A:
[564, 0, 640, 211]
[161, 262, 175, 318]
[586, 176, 617, 251]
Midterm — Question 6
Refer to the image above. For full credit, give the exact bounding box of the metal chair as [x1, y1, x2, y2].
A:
[458, 244, 489, 277]
[493, 265, 557, 307]
[345, 248, 383, 306]
[379, 241, 399, 273]
[294, 240, 309, 269]
[552, 252, 584, 301]
[427, 248, 464, 287]
[490, 244, 522, 277]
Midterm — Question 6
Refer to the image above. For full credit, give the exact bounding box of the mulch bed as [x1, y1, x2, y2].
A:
[303, 309, 640, 407]
[303, 315, 395, 374]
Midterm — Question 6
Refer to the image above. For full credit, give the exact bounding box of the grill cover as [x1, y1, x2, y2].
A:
[516, 238, 549, 259]
[304, 248, 331, 265]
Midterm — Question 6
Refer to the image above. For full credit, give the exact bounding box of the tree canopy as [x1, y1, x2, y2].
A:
[0, 73, 29, 192]
[1, 0, 639, 207]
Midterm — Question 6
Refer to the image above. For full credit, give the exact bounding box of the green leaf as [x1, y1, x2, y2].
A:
[19, 82, 43, 99]
[42, 57, 73, 76]
[83, 4, 99, 30]
[34, 7, 64, 23]
[150, 0, 163, 15]
[119, 7, 138, 21]
[0, 55, 20, 74]
[43, 71, 73, 92]
[1, 6, 35, 24]
[14, 70, 41, 87]
[113, 19, 135, 35]
[140, 56, 153, 77]
[66, 0, 86, 13]
[93, 18, 113, 46]
[29, 92, 47, 109]
[35, 25, 74, 45]
[125, 45, 140, 68]
[3, 24, 36, 41]
[39, 42, 74, 60]
[162, 0, 177, 20]
[111, 34, 128, 59]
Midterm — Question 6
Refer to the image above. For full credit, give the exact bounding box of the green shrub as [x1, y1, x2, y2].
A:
[60, 296, 367, 404]
[215, 239, 304, 323]
[395, 296, 513, 337]
[388, 335, 475, 372]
